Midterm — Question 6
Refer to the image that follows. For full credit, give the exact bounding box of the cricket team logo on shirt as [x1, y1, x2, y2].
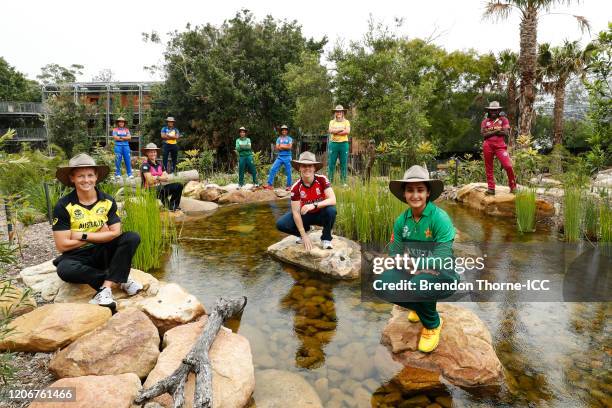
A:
[402, 226, 410, 238]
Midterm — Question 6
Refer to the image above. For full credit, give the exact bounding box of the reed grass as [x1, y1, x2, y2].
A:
[600, 199, 612, 244]
[515, 188, 536, 233]
[121, 186, 177, 271]
[583, 195, 599, 241]
[335, 179, 405, 246]
[563, 187, 582, 243]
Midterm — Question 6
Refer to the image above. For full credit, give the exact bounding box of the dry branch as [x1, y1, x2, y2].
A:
[135, 296, 247, 408]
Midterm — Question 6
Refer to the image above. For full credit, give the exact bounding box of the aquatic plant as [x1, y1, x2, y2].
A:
[515, 188, 536, 233]
[563, 187, 582, 243]
[600, 199, 612, 244]
[121, 186, 177, 271]
[335, 179, 405, 245]
[583, 195, 599, 241]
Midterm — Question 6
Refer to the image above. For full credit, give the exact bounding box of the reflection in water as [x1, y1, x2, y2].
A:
[280, 267, 337, 369]
[156, 200, 612, 407]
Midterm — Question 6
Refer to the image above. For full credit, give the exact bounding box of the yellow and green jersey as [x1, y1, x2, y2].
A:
[52, 188, 120, 250]
[328, 119, 351, 143]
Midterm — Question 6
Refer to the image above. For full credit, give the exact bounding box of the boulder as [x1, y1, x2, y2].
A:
[199, 187, 224, 202]
[20, 260, 63, 301]
[143, 317, 254, 408]
[54, 268, 160, 304]
[253, 369, 323, 408]
[0, 281, 36, 316]
[180, 197, 219, 214]
[217, 189, 287, 204]
[49, 308, 160, 379]
[28, 373, 142, 408]
[529, 176, 562, 187]
[381, 304, 504, 393]
[455, 183, 554, 218]
[267, 231, 361, 279]
[133, 282, 206, 335]
[0, 303, 111, 352]
[183, 181, 206, 198]
[274, 188, 291, 198]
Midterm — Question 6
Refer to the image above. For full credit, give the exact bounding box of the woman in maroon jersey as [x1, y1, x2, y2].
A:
[276, 151, 337, 251]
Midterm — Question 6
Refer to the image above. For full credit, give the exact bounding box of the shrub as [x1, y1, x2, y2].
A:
[563, 187, 582, 243]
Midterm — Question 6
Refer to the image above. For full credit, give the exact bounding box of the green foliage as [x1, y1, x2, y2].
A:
[600, 200, 612, 243]
[46, 92, 97, 156]
[121, 187, 177, 271]
[584, 23, 612, 167]
[175, 148, 215, 178]
[335, 179, 405, 245]
[0, 57, 41, 101]
[283, 51, 332, 134]
[37, 63, 84, 84]
[0, 147, 64, 196]
[142, 10, 326, 163]
[563, 187, 582, 243]
[512, 135, 544, 185]
[515, 188, 536, 233]
[583, 195, 599, 240]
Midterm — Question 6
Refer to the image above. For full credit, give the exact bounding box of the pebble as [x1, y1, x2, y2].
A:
[363, 378, 380, 393]
[352, 387, 371, 408]
[435, 396, 453, 408]
[400, 394, 431, 407]
[314, 377, 329, 402]
[328, 369, 343, 383]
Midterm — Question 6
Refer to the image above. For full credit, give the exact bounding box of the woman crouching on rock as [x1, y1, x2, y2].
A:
[384, 165, 458, 353]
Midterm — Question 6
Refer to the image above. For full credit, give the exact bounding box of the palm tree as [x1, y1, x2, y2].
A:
[495, 50, 519, 147]
[483, 1, 590, 138]
[538, 40, 589, 145]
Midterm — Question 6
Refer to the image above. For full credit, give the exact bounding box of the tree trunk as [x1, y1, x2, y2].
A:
[134, 297, 247, 408]
[507, 76, 518, 149]
[518, 6, 538, 137]
[552, 78, 567, 146]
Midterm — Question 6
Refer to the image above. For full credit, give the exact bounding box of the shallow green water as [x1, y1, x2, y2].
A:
[155, 200, 611, 408]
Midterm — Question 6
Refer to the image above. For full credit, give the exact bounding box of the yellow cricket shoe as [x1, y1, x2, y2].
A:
[407, 310, 420, 323]
[418, 318, 443, 353]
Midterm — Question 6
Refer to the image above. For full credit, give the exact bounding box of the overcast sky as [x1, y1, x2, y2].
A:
[2, 0, 610, 82]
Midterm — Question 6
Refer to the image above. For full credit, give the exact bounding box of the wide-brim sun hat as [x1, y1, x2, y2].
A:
[485, 101, 503, 110]
[280, 125, 288, 130]
[141, 142, 161, 155]
[56, 153, 110, 188]
[291, 151, 323, 172]
[239, 126, 247, 132]
[389, 165, 444, 203]
[332, 105, 347, 112]
[166, 117, 175, 122]
[116, 116, 127, 123]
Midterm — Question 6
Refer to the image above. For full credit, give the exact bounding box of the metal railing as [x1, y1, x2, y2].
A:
[0, 102, 45, 114]
[0, 128, 48, 141]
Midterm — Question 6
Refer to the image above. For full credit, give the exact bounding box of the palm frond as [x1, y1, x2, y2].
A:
[483, 1, 515, 21]
[573, 15, 591, 34]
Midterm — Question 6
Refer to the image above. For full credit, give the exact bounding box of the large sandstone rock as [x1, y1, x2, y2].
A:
[29, 373, 142, 408]
[217, 189, 288, 204]
[0, 281, 36, 316]
[183, 181, 206, 198]
[134, 282, 206, 335]
[180, 197, 219, 214]
[381, 304, 504, 393]
[20, 260, 63, 301]
[456, 183, 554, 218]
[54, 268, 160, 304]
[0, 303, 111, 352]
[253, 369, 323, 408]
[267, 231, 361, 279]
[144, 317, 254, 408]
[49, 308, 160, 379]
[199, 186, 224, 202]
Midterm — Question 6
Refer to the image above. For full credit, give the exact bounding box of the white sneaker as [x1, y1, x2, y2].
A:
[127, 175, 135, 180]
[296, 237, 303, 244]
[115, 175, 122, 181]
[120, 279, 143, 296]
[89, 287, 116, 309]
[322, 240, 333, 249]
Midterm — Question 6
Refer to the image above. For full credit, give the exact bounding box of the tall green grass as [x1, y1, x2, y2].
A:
[335, 179, 405, 245]
[515, 188, 536, 233]
[600, 199, 612, 244]
[563, 187, 582, 243]
[583, 196, 599, 241]
[121, 187, 177, 271]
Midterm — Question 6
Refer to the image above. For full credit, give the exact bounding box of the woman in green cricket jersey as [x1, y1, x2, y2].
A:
[385, 165, 458, 353]
[235, 126, 258, 187]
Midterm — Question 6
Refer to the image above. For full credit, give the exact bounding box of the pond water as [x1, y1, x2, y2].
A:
[154, 200, 611, 408]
